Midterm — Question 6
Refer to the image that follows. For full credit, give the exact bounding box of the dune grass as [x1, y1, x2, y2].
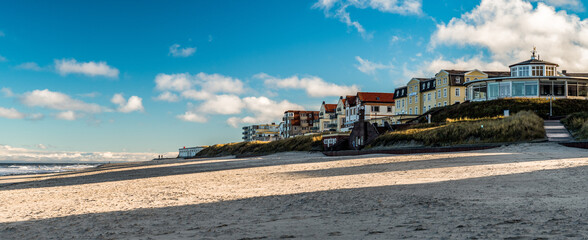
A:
[369, 111, 545, 148]
[417, 98, 588, 123]
[561, 112, 588, 139]
[195, 135, 323, 158]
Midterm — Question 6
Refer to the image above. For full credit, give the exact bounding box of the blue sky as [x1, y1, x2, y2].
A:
[1, 0, 588, 161]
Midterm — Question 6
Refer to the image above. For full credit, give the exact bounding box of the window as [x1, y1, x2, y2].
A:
[511, 67, 518, 77]
[387, 107, 392, 112]
[415, 95, 418, 103]
[409, 97, 412, 104]
[444, 101, 447, 106]
[455, 88, 460, 97]
[455, 77, 461, 83]
[512, 82, 525, 97]
[409, 108, 412, 114]
[466, 77, 470, 82]
[428, 93, 431, 101]
[402, 99, 405, 107]
[444, 78, 447, 84]
[415, 108, 418, 115]
[532, 66, 544, 76]
[443, 88, 447, 97]
[423, 106, 427, 113]
[437, 90, 441, 98]
[546, 66, 555, 76]
[372, 106, 380, 112]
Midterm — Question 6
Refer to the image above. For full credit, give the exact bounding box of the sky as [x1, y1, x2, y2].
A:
[1, 0, 588, 162]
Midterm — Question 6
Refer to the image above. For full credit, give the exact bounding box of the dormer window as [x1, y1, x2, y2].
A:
[455, 77, 461, 83]
[532, 66, 544, 76]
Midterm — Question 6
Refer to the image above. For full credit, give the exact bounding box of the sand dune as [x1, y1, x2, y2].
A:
[1, 142, 587, 239]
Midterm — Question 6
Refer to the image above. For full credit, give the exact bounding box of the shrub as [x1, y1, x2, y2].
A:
[561, 111, 588, 139]
[369, 110, 544, 148]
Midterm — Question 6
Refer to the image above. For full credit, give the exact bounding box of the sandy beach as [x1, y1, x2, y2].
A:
[1, 142, 588, 239]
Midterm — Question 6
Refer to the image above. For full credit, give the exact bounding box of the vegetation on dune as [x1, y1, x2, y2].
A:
[418, 99, 588, 123]
[561, 112, 588, 139]
[195, 135, 323, 158]
[369, 111, 545, 148]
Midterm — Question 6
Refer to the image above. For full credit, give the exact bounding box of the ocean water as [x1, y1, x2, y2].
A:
[0, 163, 99, 176]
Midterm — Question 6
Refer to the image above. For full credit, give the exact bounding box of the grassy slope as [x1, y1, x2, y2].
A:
[369, 111, 545, 148]
[417, 99, 588, 123]
[195, 135, 323, 158]
[561, 112, 588, 139]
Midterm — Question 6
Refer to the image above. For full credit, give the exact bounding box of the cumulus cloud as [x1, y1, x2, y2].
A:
[177, 111, 208, 123]
[153, 91, 179, 102]
[313, 0, 422, 38]
[431, 0, 588, 72]
[55, 58, 119, 78]
[1, 87, 14, 97]
[20, 89, 104, 113]
[169, 44, 196, 57]
[55, 111, 79, 121]
[198, 94, 244, 115]
[0, 144, 167, 163]
[226, 96, 304, 127]
[257, 73, 359, 97]
[355, 56, 394, 75]
[0, 107, 26, 119]
[154, 72, 245, 100]
[111, 93, 144, 113]
[403, 54, 508, 80]
[16, 62, 43, 71]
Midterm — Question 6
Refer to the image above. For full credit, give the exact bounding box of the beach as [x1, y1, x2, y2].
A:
[1, 142, 588, 239]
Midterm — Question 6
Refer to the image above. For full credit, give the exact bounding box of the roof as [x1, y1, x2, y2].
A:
[323, 104, 337, 113]
[346, 95, 357, 106]
[484, 71, 511, 77]
[509, 58, 559, 67]
[564, 73, 588, 78]
[357, 92, 395, 103]
[443, 70, 468, 75]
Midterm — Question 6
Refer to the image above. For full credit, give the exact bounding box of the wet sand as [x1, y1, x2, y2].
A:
[1, 142, 587, 239]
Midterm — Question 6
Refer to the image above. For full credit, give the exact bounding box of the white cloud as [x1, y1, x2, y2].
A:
[169, 44, 196, 57]
[431, 0, 588, 72]
[198, 94, 244, 115]
[55, 58, 119, 78]
[27, 113, 44, 121]
[78, 92, 100, 98]
[404, 54, 508, 80]
[313, 0, 422, 38]
[0, 55, 6, 62]
[0, 144, 165, 163]
[16, 62, 43, 71]
[355, 56, 394, 75]
[226, 96, 304, 127]
[257, 73, 359, 97]
[154, 91, 179, 102]
[0, 107, 25, 119]
[35, 144, 48, 150]
[154, 72, 245, 100]
[111, 93, 144, 113]
[55, 111, 79, 121]
[20, 89, 104, 113]
[1, 87, 14, 97]
[177, 111, 207, 123]
[530, 0, 584, 10]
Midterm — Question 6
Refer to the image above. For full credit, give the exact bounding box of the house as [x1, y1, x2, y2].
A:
[393, 86, 408, 115]
[342, 92, 395, 131]
[335, 96, 348, 132]
[434, 69, 467, 107]
[319, 101, 338, 132]
[348, 106, 393, 150]
[280, 110, 320, 138]
[242, 123, 280, 142]
[178, 146, 205, 158]
[420, 78, 437, 113]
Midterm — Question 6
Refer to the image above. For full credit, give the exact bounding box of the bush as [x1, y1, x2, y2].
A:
[561, 112, 588, 139]
[195, 135, 323, 158]
[369, 110, 545, 148]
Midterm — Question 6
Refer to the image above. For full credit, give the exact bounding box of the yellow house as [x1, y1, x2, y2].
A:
[419, 78, 436, 113]
[434, 70, 467, 107]
[393, 86, 408, 115]
[406, 78, 431, 115]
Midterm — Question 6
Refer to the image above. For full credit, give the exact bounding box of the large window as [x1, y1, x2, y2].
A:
[546, 66, 555, 76]
[443, 88, 447, 97]
[532, 66, 544, 76]
[488, 82, 511, 99]
[525, 81, 538, 96]
[540, 80, 552, 96]
[455, 88, 460, 96]
[519, 66, 529, 76]
[512, 82, 525, 97]
[472, 83, 487, 100]
[568, 81, 578, 96]
[540, 80, 564, 96]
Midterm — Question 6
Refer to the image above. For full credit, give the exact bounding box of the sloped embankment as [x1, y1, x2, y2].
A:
[195, 135, 323, 158]
[369, 111, 545, 148]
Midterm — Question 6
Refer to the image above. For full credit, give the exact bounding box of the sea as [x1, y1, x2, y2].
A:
[0, 163, 100, 176]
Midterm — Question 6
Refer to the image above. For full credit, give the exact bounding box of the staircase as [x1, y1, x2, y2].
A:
[544, 120, 574, 142]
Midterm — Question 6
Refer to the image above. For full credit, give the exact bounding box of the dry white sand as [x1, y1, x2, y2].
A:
[1, 142, 588, 239]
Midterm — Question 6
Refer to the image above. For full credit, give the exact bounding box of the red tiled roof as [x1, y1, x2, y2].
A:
[323, 104, 337, 113]
[346, 95, 357, 106]
[357, 92, 395, 103]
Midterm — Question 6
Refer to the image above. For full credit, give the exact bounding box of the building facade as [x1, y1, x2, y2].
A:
[178, 146, 205, 158]
[281, 110, 320, 138]
[393, 86, 408, 115]
[242, 123, 280, 142]
[465, 49, 588, 101]
[319, 101, 338, 132]
[336, 96, 348, 132]
[343, 92, 395, 131]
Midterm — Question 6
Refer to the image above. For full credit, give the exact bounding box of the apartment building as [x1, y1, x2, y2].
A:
[242, 123, 280, 142]
[393, 86, 408, 115]
[420, 78, 436, 113]
[280, 110, 319, 138]
[336, 96, 347, 132]
[343, 92, 395, 131]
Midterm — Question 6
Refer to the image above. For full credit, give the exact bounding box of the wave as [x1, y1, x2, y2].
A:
[0, 164, 98, 176]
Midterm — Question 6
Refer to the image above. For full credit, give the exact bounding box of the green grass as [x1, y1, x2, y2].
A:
[561, 112, 588, 139]
[195, 135, 323, 158]
[418, 99, 588, 123]
[369, 111, 545, 148]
